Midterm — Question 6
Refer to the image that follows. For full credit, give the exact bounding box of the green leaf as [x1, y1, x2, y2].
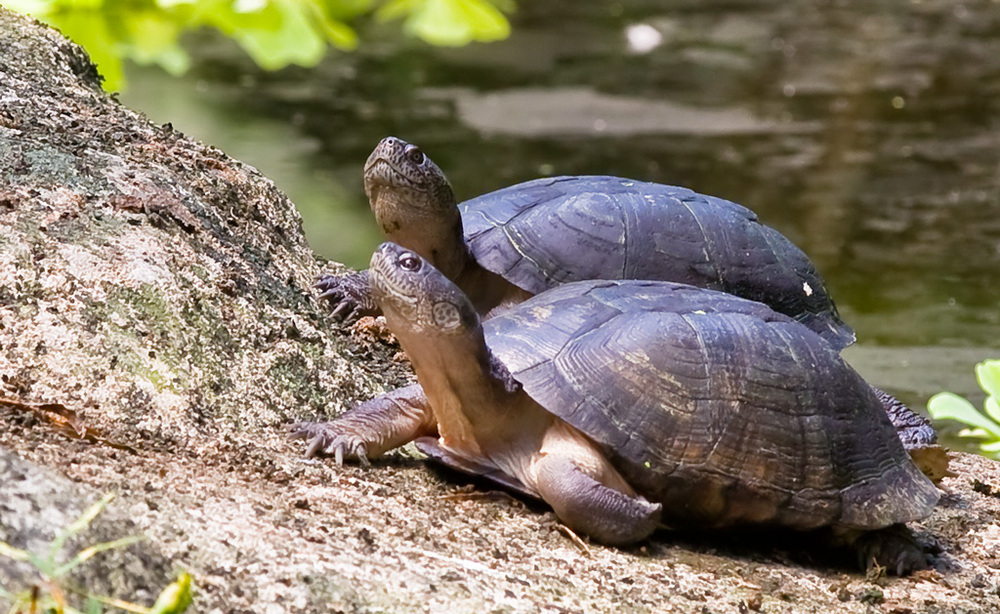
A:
[317, 18, 358, 49]
[976, 360, 1000, 399]
[928, 391, 978, 420]
[2, 0, 54, 16]
[958, 427, 992, 440]
[402, 0, 509, 46]
[927, 392, 1000, 439]
[985, 395, 1000, 425]
[119, 11, 191, 75]
[155, 0, 197, 9]
[148, 572, 194, 614]
[0, 541, 31, 561]
[306, 0, 358, 49]
[376, 0, 417, 21]
[55, 0, 104, 9]
[53, 535, 144, 579]
[46, 11, 125, 90]
[979, 440, 1000, 459]
[322, 0, 375, 20]
[227, 0, 328, 69]
[453, 0, 510, 41]
[9, 0, 512, 93]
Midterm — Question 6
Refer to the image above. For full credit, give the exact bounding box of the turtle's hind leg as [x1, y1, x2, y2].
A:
[834, 524, 930, 576]
[534, 454, 661, 546]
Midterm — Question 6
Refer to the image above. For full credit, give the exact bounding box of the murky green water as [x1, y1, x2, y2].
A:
[120, 0, 1000, 439]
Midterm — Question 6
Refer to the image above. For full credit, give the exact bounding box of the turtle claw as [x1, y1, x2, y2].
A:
[314, 271, 380, 323]
[315, 287, 338, 300]
[853, 524, 929, 576]
[330, 300, 361, 325]
[313, 277, 335, 291]
[289, 421, 371, 465]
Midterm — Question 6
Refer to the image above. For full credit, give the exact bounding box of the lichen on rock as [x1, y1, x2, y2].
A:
[0, 10, 391, 445]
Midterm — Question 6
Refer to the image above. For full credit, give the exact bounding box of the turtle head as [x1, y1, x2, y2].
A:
[370, 242, 480, 339]
[364, 137, 467, 278]
[364, 137, 457, 230]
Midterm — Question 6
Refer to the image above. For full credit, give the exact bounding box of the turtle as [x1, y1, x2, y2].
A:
[317, 136, 854, 348]
[314, 137, 942, 460]
[294, 242, 941, 574]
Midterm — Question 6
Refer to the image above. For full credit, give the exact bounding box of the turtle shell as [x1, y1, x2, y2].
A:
[461, 175, 855, 350]
[483, 280, 938, 531]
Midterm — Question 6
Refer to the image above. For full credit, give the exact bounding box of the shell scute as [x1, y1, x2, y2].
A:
[463, 176, 854, 348]
[485, 280, 938, 530]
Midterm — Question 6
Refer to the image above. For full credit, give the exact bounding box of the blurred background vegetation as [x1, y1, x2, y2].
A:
[5, 0, 513, 91]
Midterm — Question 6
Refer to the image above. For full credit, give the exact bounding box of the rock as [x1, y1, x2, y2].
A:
[1, 8, 999, 614]
[0, 447, 175, 605]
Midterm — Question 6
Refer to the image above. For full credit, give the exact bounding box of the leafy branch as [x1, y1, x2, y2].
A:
[4, 0, 513, 91]
[928, 359, 1000, 459]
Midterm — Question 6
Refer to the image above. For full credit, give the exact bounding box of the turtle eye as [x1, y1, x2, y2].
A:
[404, 144, 424, 165]
[398, 253, 421, 271]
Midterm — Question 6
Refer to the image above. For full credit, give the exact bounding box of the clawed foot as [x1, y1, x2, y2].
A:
[314, 272, 379, 324]
[287, 421, 371, 466]
[288, 385, 433, 468]
[854, 524, 930, 576]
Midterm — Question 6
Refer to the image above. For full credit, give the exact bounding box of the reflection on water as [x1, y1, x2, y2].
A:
[121, 0, 1000, 439]
[451, 87, 815, 136]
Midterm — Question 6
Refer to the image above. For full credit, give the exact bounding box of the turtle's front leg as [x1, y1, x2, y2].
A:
[290, 384, 435, 464]
[534, 454, 662, 546]
[314, 270, 382, 323]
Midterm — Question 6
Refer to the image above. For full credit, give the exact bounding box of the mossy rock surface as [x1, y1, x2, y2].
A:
[0, 9, 399, 443]
[2, 8, 1000, 614]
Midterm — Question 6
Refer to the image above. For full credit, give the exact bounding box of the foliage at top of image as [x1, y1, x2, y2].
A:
[4, 0, 513, 91]
[928, 359, 1000, 459]
[0, 493, 192, 614]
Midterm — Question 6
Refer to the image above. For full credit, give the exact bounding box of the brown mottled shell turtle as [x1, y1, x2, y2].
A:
[295, 242, 940, 574]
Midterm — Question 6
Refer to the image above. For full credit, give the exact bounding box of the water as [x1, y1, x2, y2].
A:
[120, 0, 1000, 441]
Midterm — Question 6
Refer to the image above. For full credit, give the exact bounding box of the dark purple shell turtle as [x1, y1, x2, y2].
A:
[461, 175, 855, 350]
[482, 279, 937, 530]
